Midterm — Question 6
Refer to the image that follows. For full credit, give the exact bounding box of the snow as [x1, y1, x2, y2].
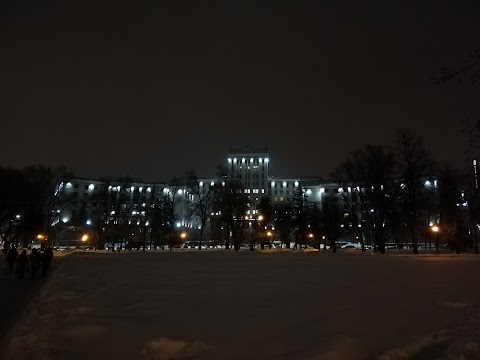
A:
[2, 251, 480, 359]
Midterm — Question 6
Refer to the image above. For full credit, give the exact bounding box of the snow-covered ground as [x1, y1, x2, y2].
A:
[2, 251, 480, 359]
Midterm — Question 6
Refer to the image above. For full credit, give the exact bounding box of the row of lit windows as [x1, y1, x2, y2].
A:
[228, 157, 269, 164]
[244, 189, 265, 194]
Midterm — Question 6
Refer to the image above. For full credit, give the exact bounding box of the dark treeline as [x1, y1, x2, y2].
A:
[1, 128, 479, 255]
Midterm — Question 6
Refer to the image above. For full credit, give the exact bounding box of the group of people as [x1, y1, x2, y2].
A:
[5, 246, 54, 279]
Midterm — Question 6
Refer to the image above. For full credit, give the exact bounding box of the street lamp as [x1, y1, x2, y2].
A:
[431, 225, 440, 255]
[82, 234, 88, 252]
[37, 234, 46, 250]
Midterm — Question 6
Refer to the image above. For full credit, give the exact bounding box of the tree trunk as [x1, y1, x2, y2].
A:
[378, 239, 386, 254]
[411, 228, 418, 254]
[224, 223, 230, 250]
[474, 225, 479, 254]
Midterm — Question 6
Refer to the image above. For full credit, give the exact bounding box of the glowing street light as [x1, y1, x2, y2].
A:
[431, 225, 440, 255]
[82, 234, 89, 252]
[257, 215, 264, 221]
[180, 232, 187, 239]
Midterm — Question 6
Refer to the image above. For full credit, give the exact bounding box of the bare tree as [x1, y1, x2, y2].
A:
[320, 195, 344, 253]
[212, 164, 247, 251]
[18, 164, 74, 248]
[273, 202, 294, 249]
[186, 170, 213, 250]
[395, 129, 434, 254]
[0, 167, 26, 252]
[435, 48, 480, 84]
[437, 165, 467, 254]
[334, 144, 398, 254]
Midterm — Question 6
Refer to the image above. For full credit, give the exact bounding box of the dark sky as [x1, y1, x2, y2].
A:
[1, 1, 479, 181]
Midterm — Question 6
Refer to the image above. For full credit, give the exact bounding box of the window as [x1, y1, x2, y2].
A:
[274, 197, 278, 202]
[280, 197, 284, 202]
[74, 184, 79, 189]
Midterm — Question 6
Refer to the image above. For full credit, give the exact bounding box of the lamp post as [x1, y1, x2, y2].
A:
[431, 225, 440, 255]
[307, 233, 314, 249]
[82, 234, 88, 252]
[36, 234, 46, 251]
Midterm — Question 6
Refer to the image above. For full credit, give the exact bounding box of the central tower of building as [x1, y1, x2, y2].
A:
[227, 146, 269, 215]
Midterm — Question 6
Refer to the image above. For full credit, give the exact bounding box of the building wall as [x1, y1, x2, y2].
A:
[227, 146, 270, 214]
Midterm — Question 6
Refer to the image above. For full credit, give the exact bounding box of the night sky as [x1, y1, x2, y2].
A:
[1, 1, 479, 181]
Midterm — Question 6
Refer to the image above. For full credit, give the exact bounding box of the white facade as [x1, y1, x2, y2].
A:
[227, 146, 269, 214]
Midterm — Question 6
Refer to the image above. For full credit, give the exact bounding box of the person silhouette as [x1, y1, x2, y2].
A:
[41, 246, 54, 276]
[16, 249, 28, 279]
[29, 248, 41, 279]
[5, 247, 18, 275]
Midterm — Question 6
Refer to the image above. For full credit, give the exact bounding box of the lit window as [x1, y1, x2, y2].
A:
[271, 181, 275, 186]
[88, 184, 94, 191]
[264, 158, 269, 163]
[295, 181, 299, 187]
[262, 189, 265, 194]
[210, 182, 214, 186]
[228, 158, 232, 162]
[283, 181, 287, 187]
[306, 189, 312, 195]
[66, 182, 72, 189]
[280, 197, 284, 202]
[147, 187, 151, 192]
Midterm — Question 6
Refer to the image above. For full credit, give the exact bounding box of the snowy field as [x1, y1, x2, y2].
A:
[3, 251, 480, 360]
